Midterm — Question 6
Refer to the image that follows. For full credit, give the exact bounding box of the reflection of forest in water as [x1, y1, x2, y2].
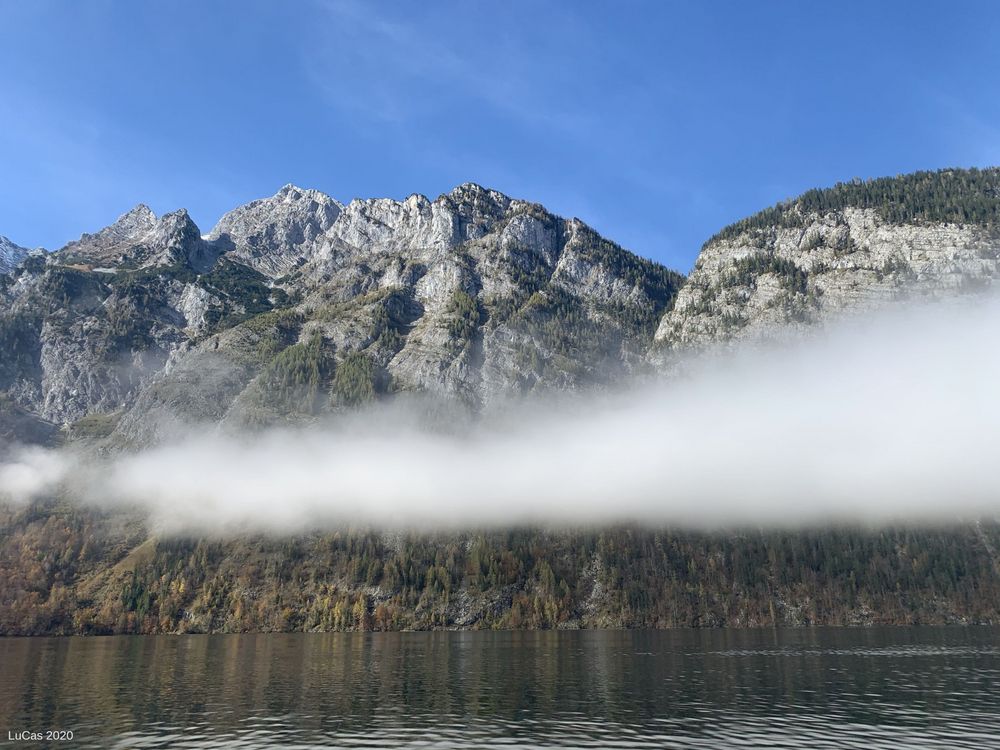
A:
[2, 627, 1000, 748]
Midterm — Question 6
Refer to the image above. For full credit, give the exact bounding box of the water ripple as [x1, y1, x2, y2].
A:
[1, 627, 999, 749]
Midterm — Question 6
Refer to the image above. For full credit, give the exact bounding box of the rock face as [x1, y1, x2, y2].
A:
[0, 236, 29, 275]
[208, 184, 343, 277]
[0, 184, 682, 438]
[655, 168, 1000, 352]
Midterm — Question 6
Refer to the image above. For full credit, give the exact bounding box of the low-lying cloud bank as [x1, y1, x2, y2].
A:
[3, 296, 1000, 533]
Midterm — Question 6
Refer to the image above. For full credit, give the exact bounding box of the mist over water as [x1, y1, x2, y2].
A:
[3, 296, 1000, 533]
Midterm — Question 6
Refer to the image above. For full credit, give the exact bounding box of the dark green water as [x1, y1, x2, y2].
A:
[2, 627, 999, 748]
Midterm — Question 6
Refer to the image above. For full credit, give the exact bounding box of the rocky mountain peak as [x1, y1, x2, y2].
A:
[150, 208, 200, 242]
[53, 204, 216, 272]
[0, 235, 30, 274]
[447, 181, 504, 199]
[116, 203, 157, 229]
[144, 209, 220, 273]
[443, 182, 512, 220]
[209, 185, 344, 278]
[276, 183, 304, 198]
[273, 183, 337, 203]
[208, 183, 535, 281]
[328, 182, 522, 258]
[60, 203, 158, 262]
[404, 193, 432, 209]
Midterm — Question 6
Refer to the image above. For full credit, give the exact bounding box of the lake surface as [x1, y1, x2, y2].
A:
[2, 627, 999, 748]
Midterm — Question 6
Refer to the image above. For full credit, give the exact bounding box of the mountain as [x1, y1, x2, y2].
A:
[0, 235, 30, 275]
[7, 168, 999, 441]
[0, 184, 683, 438]
[4, 168, 1000, 636]
[656, 168, 1000, 350]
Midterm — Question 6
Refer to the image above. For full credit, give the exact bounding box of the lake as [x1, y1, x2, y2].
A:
[2, 627, 999, 748]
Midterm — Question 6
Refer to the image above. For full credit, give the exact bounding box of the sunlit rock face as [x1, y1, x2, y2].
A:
[655, 169, 1000, 353]
[53, 204, 223, 275]
[0, 183, 682, 440]
[208, 184, 344, 278]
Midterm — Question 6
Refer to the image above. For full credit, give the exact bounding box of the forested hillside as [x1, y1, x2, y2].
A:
[3, 500, 999, 635]
[709, 167, 1000, 243]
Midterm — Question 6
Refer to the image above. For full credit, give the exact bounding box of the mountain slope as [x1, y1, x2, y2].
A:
[655, 168, 1000, 350]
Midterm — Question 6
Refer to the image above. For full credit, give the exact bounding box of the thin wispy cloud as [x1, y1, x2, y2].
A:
[305, 0, 601, 138]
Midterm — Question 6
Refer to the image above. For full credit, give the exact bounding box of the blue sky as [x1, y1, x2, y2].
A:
[1, 1, 997, 271]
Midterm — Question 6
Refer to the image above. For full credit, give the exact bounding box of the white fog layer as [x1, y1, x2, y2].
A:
[2, 297, 1000, 532]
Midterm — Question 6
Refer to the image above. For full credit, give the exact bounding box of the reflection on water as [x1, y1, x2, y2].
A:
[2, 627, 999, 748]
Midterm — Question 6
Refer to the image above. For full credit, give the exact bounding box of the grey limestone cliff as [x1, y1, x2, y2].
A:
[0, 183, 683, 443]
